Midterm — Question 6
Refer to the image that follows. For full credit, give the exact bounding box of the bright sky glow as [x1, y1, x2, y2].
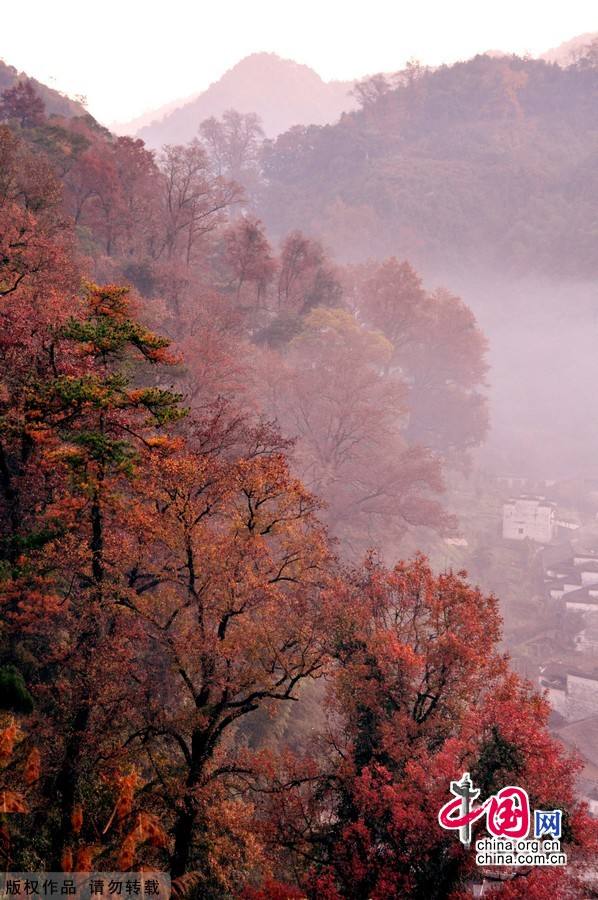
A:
[1, 0, 596, 124]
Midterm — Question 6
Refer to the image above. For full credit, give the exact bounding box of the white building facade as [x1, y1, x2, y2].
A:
[502, 495, 556, 543]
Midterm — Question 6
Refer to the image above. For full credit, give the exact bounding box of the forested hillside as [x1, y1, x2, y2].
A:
[0, 59, 88, 119]
[255, 53, 598, 278]
[0, 57, 597, 898]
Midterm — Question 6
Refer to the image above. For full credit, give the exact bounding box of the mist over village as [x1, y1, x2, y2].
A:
[0, 2, 598, 897]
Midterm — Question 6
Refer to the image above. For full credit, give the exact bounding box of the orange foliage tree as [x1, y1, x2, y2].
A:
[116, 412, 334, 885]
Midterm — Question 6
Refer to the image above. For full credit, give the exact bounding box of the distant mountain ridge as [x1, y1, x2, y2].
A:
[111, 93, 201, 137]
[134, 53, 358, 148]
[123, 35, 598, 150]
[5, 30, 596, 143]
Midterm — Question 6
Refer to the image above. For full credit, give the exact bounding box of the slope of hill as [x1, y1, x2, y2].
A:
[135, 53, 357, 147]
[0, 59, 87, 118]
[254, 54, 598, 280]
[541, 32, 598, 65]
[110, 93, 200, 136]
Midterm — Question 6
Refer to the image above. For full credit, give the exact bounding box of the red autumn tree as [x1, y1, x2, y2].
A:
[0, 82, 45, 128]
[260, 556, 597, 898]
[350, 257, 428, 355]
[276, 231, 342, 316]
[0, 716, 42, 868]
[176, 303, 254, 412]
[0, 127, 78, 632]
[402, 287, 489, 457]
[199, 110, 264, 187]
[60, 120, 163, 261]
[0, 126, 74, 302]
[352, 258, 489, 460]
[221, 215, 276, 308]
[112, 136, 162, 258]
[158, 140, 241, 265]
[259, 307, 452, 555]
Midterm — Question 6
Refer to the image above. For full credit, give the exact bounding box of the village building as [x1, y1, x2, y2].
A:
[539, 664, 598, 722]
[555, 717, 598, 818]
[502, 495, 556, 543]
[575, 625, 598, 654]
[564, 586, 598, 613]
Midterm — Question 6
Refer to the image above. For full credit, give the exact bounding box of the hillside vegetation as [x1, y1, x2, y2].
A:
[255, 54, 598, 279]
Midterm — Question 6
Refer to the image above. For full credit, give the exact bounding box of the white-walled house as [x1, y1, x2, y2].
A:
[539, 664, 598, 721]
[503, 495, 556, 543]
[575, 626, 598, 654]
[565, 586, 598, 613]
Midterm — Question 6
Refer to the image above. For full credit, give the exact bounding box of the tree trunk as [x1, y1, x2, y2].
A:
[51, 698, 90, 868]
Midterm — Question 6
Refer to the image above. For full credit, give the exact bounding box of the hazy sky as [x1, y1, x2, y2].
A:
[1, 0, 596, 124]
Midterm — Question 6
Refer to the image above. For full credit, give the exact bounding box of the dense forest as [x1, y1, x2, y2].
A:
[255, 54, 598, 278]
[0, 45, 597, 900]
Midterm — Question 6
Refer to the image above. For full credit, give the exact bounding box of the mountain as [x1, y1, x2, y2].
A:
[111, 94, 200, 136]
[134, 53, 357, 148]
[0, 59, 87, 119]
[254, 53, 598, 280]
[541, 32, 598, 66]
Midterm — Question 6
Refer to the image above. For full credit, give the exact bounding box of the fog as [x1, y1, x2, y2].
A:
[445, 274, 598, 478]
